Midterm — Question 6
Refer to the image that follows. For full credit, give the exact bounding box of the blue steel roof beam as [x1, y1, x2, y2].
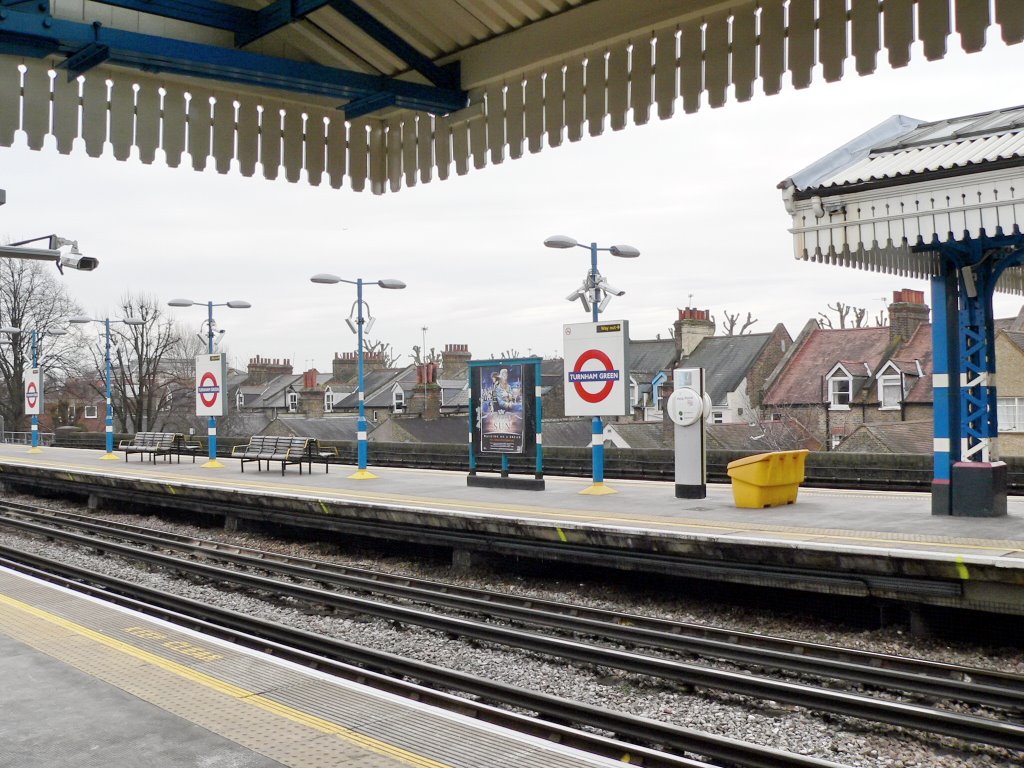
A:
[235, 0, 332, 47]
[59, 42, 110, 79]
[342, 91, 395, 120]
[0, 10, 467, 114]
[86, 1, 254, 33]
[326, 0, 459, 89]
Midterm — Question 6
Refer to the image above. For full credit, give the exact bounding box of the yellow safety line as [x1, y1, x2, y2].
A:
[0, 591, 452, 768]
[4, 455, 1024, 557]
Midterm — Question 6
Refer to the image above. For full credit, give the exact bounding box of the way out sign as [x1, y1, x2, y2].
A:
[23, 368, 42, 415]
[196, 354, 226, 417]
[563, 320, 630, 417]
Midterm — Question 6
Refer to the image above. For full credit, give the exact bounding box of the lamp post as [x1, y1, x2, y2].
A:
[168, 298, 251, 468]
[68, 315, 145, 459]
[0, 325, 69, 452]
[310, 274, 406, 479]
[544, 235, 639, 495]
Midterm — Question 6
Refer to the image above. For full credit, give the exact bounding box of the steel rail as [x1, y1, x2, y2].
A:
[2, 516, 1023, 751]
[0, 548, 848, 768]
[4, 502, 1022, 711]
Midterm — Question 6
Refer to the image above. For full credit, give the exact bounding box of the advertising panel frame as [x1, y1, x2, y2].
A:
[563, 320, 630, 418]
[195, 353, 227, 417]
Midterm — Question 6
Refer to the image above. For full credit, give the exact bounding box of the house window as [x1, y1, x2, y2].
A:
[324, 387, 334, 413]
[372, 409, 379, 423]
[830, 434, 844, 449]
[286, 391, 298, 412]
[236, 391, 245, 409]
[710, 411, 724, 424]
[67, 405, 76, 420]
[879, 375, 902, 409]
[393, 389, 405, 410]
[998, 397, 1024, 432]
[84, 405, 98, 419]
[629, 377, 639, 408]
[828, 376, 851, 408]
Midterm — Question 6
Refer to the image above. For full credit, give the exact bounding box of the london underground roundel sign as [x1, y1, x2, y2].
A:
[196, 354, 226, 417]
[569, 349, 619, 403]
[198, 371, 220, 408]
[25, 380, 38, 409]
[562, 320, 629, 417]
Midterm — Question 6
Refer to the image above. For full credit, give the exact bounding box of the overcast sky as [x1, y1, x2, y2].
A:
[1, 36, 1023, 373]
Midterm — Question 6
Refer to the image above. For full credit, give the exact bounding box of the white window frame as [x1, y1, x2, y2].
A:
[67, 404, 76, 420]
[827, 366, 852, 410]
[998, 397, 1024, 432]
[830, 434, 844, 449]
[324, 387, 334, 413]
[878, 375, 903, 410]
[710, 410, 725, 424]
[629, 376, 639, 408]
[236, 391, 245, 409]
[84, 405, 98, 419]
[286, 391, 298, 413]
[393, 387, 405, 410]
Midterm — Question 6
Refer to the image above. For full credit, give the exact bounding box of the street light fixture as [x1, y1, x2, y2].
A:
[0, 325, 69, 452]
[544, 235, 640, 495]
[310, 274, 406, 480]
[68, 315, 145, 459]
[167, 298, 251, 468]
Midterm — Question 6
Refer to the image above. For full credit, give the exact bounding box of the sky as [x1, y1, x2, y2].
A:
[1, 33, 1023, 374]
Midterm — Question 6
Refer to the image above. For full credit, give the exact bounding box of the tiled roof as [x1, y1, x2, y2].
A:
[764, 327, 893, 406]
[706, 419, 821, 452]
[608, 422, 671, 450]
[1002, 330, 1024, 354]
[372, 416, 467, 445]
[541, 419, 593, 448]
[683, 333, 773, 405]
[834, 420, 933, 454]
[629, 339, 677, 378]
[264, 416, 362, 441]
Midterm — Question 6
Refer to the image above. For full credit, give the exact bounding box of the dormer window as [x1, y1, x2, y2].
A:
[286, 391, 298, 412]
[629, 376, 639, 408]
[826, 364, 852, 409]
[879, 375, 902, 409]
[393, 387, 405, 411]
[236, 391, 245, 409]
[324, 387, 334, 413]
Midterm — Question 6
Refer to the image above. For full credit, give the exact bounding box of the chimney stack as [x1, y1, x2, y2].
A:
[888, 289, 929, 343]
[246, 356, 293, 386]
[441, 343, 471, 381]
[674, 308, 715, 357]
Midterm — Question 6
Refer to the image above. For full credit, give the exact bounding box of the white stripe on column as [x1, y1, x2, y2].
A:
[357, 431, 367, 440]
[105, 426, 113, 432]
[933, 437, 950, 452]
[932, 373, 949, 388]
[590, 434, 603, 447]
[208, 427, 217, 436]
[535, 434, 542, 445]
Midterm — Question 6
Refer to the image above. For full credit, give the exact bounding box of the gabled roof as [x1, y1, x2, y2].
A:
[764, 327, 894, 406]
[264, 416, 362, 441]
[706, 419, 821, 452]
[608, 422, 671, 451]
[629, 339, 677, 379]
[541, 419, 593, 448]
[833, 420, 933, 454]
[682, 332, 775, 405]
[1001, 330, 1024, 354]
[336, 366, 416, 408]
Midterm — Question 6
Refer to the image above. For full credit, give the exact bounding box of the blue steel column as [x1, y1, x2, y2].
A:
[30, 330, 39, 450]
[206, 301, 218, 463]
[104, 318, 115, 456]
[467, 365, 476, 474]
[356, 278, 368, 472]
[930, 271, 958, 515]
[589, 242, 604, 486]
[535, 363, 543, 479]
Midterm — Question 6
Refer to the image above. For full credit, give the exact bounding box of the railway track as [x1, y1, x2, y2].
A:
[2, 501, 1022, 758]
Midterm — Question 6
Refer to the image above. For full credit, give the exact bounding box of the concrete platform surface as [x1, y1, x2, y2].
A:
[0, 565, 635, 768]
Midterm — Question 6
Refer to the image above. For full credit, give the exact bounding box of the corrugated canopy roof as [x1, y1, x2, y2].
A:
[781, 103, 1024, 294]
[2, 1, 1022, 193]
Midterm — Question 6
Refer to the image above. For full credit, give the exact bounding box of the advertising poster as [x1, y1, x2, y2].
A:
[478, 363, 525, 453]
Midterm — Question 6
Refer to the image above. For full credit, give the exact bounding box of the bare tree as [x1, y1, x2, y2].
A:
[80, 293, 187, 433]
[722, 310, 758, 335]
[411, 343, 440, 365]
[364, 338, 401, 366]
[0, 257, 84, 430]
[818, 301, 871, 329]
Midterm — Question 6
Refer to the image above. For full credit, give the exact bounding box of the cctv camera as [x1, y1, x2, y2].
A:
[565, 288, 584, 302]
[600, 280, 625, 297]
[60, 254, 99, 271]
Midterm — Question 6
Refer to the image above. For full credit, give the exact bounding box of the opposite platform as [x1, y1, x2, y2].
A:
[1, 444, 1022, 615]
[0, 565, 631, 768]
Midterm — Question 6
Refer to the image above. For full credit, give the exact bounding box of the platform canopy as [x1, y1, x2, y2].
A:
[2, 1, 1023, 193]
[779, 105, 1024, 294]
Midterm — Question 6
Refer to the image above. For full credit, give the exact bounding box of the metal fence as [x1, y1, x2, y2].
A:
[1, 431, 54, 446]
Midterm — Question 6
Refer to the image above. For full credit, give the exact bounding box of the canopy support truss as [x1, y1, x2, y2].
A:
[925, 232, 1024, 516]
